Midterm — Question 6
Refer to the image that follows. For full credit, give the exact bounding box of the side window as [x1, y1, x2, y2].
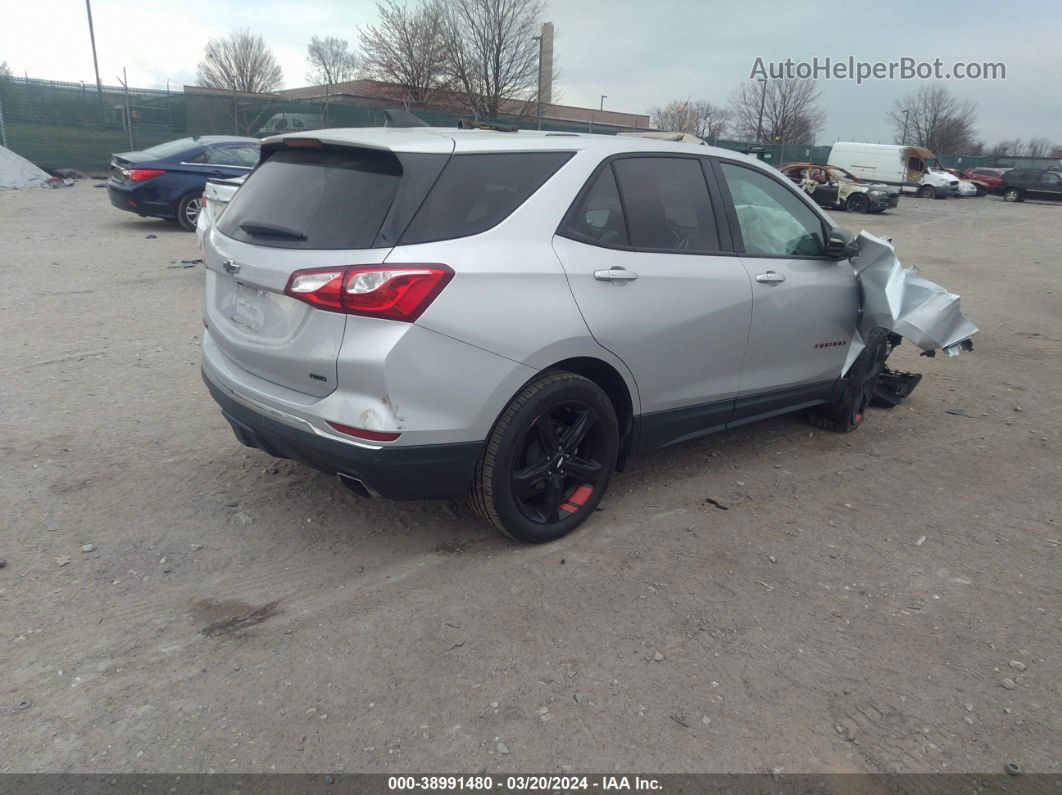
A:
[563, 165, 629, 247]
[1041, 172, 1060, 185]
[719, 162, 826, 257]
[611, 157, 719, 252]
[207, 146, 258, 167]
[399, 152, 572, 245]
[231, 145, 259, 167]
[184, 150, 208, 164]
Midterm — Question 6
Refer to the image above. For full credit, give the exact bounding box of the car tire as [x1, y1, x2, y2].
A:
[809, 328, 890, 434]
[917, 185, 936, 199]
[846, 193, 870, 214]
[1003, 188, 1024, 203]
[469, 372, 618, 543]
[176, 191, 203, 232]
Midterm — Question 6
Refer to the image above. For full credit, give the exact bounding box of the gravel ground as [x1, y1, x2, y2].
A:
[1, 185, 1059, 774]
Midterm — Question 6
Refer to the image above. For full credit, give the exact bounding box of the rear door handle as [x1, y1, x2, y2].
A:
[594, 267, 639, 282]
[755, 270, 786, 284]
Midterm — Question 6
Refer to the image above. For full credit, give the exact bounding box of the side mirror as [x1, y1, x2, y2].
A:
[825, 228, 860, 259]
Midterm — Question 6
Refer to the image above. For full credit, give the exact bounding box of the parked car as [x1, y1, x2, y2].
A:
[995, 168, 1062, 202]
[828, 142, 957, 199]
[778, 162, 896, 213]
[962, 167, 1008, 192]
[108, 136, 259, 231]
[933, 168, 979, 197]
[255, 113, 319, 138]
[196, 175, 246, 249]
[200, 128, 976, 543]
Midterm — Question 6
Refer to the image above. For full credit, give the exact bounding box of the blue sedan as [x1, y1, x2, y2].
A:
[107, 136, 259, 231]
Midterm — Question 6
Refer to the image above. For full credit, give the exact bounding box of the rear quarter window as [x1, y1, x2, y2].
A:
[399, 152, 572, 245]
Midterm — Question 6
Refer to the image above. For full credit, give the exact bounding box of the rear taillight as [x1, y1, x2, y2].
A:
[126, 168, 166, 182]
[284, 264, 454, 322]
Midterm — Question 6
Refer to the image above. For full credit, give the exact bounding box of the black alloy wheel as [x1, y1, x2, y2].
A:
[469, 372, 618, 543]
[510, 400, 605, 525]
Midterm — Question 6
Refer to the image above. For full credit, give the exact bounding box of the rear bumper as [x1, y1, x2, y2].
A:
[107, 181, 175, 219]
[204, 371, 482, 500]
[107, 184, 138, 213]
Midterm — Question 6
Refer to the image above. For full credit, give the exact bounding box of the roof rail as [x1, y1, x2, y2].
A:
[457, 119, 518, 132]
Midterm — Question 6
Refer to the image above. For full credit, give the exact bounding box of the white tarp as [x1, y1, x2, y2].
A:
[0, 145, 50, 189]
[852, 231, 979, 354]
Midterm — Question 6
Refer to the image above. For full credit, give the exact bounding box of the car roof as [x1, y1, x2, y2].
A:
[267, 127, 766, 163]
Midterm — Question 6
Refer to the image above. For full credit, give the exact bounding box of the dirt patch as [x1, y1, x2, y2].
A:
[192, 599, 281, 638]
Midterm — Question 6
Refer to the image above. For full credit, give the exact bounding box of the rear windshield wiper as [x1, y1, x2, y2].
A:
[239, 222, 307, 241]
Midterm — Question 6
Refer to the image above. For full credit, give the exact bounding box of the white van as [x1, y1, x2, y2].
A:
[828, 142, 958, 199]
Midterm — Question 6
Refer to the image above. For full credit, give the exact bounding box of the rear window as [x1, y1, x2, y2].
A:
[399, 152, 572, 245]
[218, 147, 413, 249]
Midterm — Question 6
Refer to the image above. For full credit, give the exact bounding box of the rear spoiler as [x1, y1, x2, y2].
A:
[260, 129, 455, 157]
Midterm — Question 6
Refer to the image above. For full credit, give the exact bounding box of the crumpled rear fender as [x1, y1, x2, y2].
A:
[848, 231, 978, 359]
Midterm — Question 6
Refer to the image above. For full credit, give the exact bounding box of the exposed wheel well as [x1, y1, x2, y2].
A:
[544, 357, 635, 469]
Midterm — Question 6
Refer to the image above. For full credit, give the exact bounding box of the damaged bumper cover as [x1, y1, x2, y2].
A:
[851, 231, 979, 357]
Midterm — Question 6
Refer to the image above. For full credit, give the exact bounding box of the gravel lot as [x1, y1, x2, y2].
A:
[1, 185, 1059, 774]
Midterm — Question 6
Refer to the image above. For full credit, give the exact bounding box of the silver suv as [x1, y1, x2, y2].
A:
[201, 128, 974, 543]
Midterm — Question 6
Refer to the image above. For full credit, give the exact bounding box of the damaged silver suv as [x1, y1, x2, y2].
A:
[201, 128, 976, 543]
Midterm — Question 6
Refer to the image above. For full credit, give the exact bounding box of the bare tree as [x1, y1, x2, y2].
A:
[887, 85, 977, 153]
[729, 78, 824, 144]
[306, 36, 358, 87]
[0, 61, 10, 79]
[1024, 137, 1053, 158]
[440, 0, 546, 119]
[651, 100, 729, 140]
[196, 29, 283, 94]
[989, 139, 1022, 157]
[1051, 145, 1062, 159]
[359, 0, 449, 104]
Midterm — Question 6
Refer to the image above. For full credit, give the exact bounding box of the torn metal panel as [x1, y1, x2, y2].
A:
[851, 231, 979, 354]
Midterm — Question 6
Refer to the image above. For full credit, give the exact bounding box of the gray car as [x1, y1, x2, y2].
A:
[201, 128, 975, 543]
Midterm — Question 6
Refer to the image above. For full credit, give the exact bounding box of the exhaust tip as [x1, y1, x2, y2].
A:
[338, 473, 374, 499]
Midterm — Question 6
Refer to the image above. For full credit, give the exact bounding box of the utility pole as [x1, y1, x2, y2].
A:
[590, 95, 605, 135]
[117, 68, 133, 150]
[532, 34, 543, 129]
[85, 0, 105, 119]
[755, 77, 767, 143]
[901, 109, 910, 145]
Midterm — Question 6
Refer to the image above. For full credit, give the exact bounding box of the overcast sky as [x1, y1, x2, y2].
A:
[3, 0, 1059, 145]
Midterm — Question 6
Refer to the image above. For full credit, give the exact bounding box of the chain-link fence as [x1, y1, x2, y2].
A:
[0, 77, 634, 172]
[2, 76, 1059, 174]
